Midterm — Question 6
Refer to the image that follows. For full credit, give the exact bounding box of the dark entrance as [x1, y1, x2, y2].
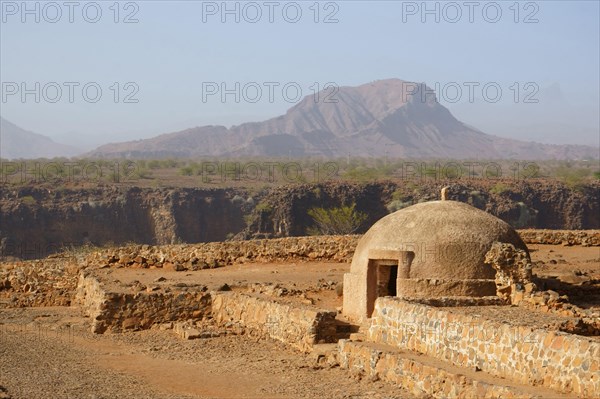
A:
[377, 263, 398, 297]
[366, 259, 399, 317]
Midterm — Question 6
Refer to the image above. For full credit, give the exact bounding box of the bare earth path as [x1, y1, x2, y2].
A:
[0, 307, 412, 399]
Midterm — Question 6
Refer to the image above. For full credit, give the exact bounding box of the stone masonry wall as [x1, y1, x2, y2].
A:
[74, 273, 212, 333]
[338, 340, 540, 399]
[212, 291, 337, 352]
[368, 297, 600, 397]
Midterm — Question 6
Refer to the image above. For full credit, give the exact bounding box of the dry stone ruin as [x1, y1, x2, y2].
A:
[2, 190, 599, 398]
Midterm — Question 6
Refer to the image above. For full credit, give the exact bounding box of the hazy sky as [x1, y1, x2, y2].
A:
[1, 0, 599, 149]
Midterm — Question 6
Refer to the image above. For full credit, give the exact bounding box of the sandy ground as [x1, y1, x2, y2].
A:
[0, 244, 598, 399]
[0, 307, 412, 399]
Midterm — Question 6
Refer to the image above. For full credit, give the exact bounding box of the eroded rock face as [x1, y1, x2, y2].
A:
[0, 186, 247, 259]
[244, 180, 600, 239]
[1, 181, 599, 260]
[485, 242, 534, 303]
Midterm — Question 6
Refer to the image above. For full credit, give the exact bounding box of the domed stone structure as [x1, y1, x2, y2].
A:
[342, 199, 528, 321]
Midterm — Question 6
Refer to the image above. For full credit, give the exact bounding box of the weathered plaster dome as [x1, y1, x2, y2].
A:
[353, 200, 527, 279]
[343, 200, 528, 321]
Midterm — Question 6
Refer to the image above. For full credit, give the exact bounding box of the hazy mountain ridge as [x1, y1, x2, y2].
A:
[0, 118, 81, 160]
[85, 79, 600, 159]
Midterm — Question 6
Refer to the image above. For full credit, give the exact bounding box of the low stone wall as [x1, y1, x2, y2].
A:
[81, 235, 360, 271]
[368, 297, 600, 397]
[75, 273, 212, 333]
[80, 230, 597, 272]
[0, 257, 80, 307]
[338, 340, 542, 399]
[518, 229, 600, 246]
[212, 291, 337, 352]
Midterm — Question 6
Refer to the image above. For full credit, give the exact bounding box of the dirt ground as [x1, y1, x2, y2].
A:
[97, 260, 347, 312]
[0, 306, 413, 399]
[0, 244, 598, 399]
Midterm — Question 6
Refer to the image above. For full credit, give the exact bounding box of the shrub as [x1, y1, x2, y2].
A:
[490, 182, 509, 195]
[390, 189, 408, 202]
[160, 159, 178, 169]
[514, 202, 538, 228]
[342, 166, 382, 182]
[20, 195, 36, 205]
[180, 166, 194, 176]
[148, 160, 161, 169]
[231, 195, 244, 205]
[307, 203, 367, 235]
[135, 168, 153, 179]
[554, 165, 591, 189]
[386, 199, 412, 213]
[255, 202, 273, 213]
[387, 187, 413, 212]
[105, 171, 120, 183]
[312, 187, 322, 199]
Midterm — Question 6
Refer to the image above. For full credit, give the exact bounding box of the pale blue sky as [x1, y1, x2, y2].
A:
[1, 0, 599, 149]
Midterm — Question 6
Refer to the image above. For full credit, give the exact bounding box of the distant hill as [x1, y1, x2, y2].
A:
[0, 118, 81, 159]
[89, 79, 598, 160]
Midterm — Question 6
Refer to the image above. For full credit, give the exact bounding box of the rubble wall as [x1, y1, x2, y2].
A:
[518, 229, 600, 246]
[78, 229, 600, 270]
[74, 273, 212, 333]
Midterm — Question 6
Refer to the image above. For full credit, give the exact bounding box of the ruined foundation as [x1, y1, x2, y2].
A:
[75, 272, 212, 333]
[43, 228, 599, 399]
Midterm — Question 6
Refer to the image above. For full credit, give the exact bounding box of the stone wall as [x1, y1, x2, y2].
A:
[82, 235, 360, 271]
[74, 274, 339, 351]
[338, 340, 543, 399]
[78, 229, 600, 272]
[518, 229, 600, 246]
[368, 297, 600, 397]
[2, 229, 597, 309]
[0, 257, 80, 307]
[212, 291, 337, 352]
[74, 272, 212, 333]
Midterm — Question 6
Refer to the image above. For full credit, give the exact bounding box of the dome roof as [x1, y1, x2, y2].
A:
[349, 200, 528, 280]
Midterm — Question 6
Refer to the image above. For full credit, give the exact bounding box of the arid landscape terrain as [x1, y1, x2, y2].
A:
[1, 225, 599, 398]
[2, 1, 599, 397]
[1, 161, 600, 399]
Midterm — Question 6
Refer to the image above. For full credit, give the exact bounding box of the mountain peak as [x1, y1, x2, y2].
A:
[89, 79, 598, 160]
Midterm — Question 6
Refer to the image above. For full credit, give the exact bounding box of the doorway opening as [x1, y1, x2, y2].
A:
[366, 259, 398, 317]
[377, 263, 398, 297]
